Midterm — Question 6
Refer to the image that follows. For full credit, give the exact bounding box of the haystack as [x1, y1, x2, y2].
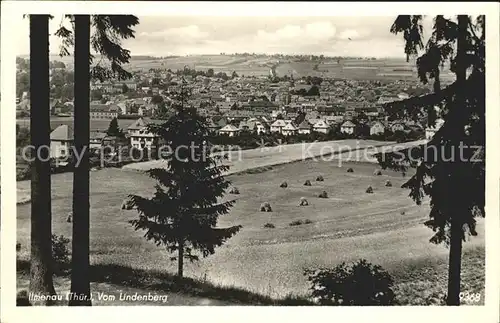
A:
[304, 180, 312, 186]
[316, 175, 324, 182]
[373, 169, 382, 176]
[280, 181, 288, 188]
[347, 168, 354, 173]
[229, 187, 240, 194]
[365, 186, 374, 194]
[299, 197, 309, 206]
[385, 180, 392, 187]
[260, 202, 272, 212]
[318, 191, 328, 198]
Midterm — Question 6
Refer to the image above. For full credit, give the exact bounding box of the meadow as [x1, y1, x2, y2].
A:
[16, 155, 484, 304]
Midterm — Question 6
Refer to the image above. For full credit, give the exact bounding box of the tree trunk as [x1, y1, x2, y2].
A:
[446, 15, 468, 306]
[447, 220, 463, 305]
[177, 240, 184, 278]
[69, 14, 92, 306]
[29, 14, 57, 305]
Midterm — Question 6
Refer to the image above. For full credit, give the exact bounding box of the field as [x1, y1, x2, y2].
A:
[16, 153, 484, 304]
[120, 55, 454, 81]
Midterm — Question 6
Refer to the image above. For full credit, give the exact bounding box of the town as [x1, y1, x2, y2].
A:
[16, 55, 445, 177]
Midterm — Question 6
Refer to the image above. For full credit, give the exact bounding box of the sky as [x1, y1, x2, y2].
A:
[16, 15, 435, 58]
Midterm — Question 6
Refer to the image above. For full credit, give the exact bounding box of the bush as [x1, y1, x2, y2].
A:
[16, 242, 21, 252]
[304, 219, 313, 224]
[316, 175, 324, 181]
[263, 223, 275, 229]
[280, 181, 288, 188]
[304, 259, 395, 305]
[318, 191, 328, 198]
[52, 234, 71, 273]
[304, 180, 312, 186]
[347, 168, 354, 173]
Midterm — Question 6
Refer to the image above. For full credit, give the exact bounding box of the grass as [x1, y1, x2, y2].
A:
[16, 259, 312, 306]
[16, 148, 485, 304]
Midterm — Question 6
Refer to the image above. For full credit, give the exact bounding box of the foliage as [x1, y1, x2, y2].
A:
[263, 223, 276, 229]
[106, 117, 124, 137]
[55, 15, 140, 81]
[51, 234, 71, 273]
[304, 259, 395, 305]
[129, 82, 242, 276]
[378, 15, 485, 246]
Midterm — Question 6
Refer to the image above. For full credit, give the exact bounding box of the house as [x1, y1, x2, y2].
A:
[425, 118, 444, 140]
[281, 123, 298, 136]
[255, 120, 270, 135]
[313, 119, 330, 134]
[90, 104, 120, 119]
[340, 120, 356, 135]
[218, 124, 240, 137]
[127, 117, 163, 150]
[298, 120, 312, 135]
[270, 119, 287, 134]
[50, 124, 74, 159]
[390, 122, 406, 133]
[89, 132, 107, 149]
[370, 121, 386, 136]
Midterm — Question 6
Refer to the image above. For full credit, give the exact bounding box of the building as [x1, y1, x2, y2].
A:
[90, 104, 120, 119]
[297, 120, 311, 135]
[425, 118, 444, 140]
[281, 123, 298, 136]
[50, 124, 74, 159]
[313, 119, 330, 134]
[270, 119, 287, 134]
[127, 117, 162, 150]
[255, 120, 270, 135]
[390, 122, 405, 133]
[340, 120, 356, 135]
[89, 132, 107, 149]
[218, 124, 240, 137]
[370, 121, 386, 136]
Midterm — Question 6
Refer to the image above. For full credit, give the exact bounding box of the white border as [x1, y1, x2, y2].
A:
[1, 2, 499, 323]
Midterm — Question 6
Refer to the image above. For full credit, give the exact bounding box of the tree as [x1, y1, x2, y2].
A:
[377, 15, 485, 305]
[231, 71, 238, 79]
[106, 117, 123, 137]
[90, 89, 103, 101]
[129, 85, 242, 278]
[29, 14, 57, 305]
[56, 14, 139, 306]
[121, 83, 129, 93]
[206, 68, 214, 78]
[151, 94, 164, 105]
[307, 85, 320, 97]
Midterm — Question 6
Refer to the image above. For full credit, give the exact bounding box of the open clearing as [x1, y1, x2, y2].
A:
[16, 152, 484, 302]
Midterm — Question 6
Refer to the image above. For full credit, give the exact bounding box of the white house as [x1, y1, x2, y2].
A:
[340, 120, 356, 135]
[370, 121, 386, 136]
[218, 124, 240, 137]
[313, 119, 330, 134]
[127, 117, 162, 150]
[297, 120, 311, 135]
[425, 118, 444, 140]
[270, 119, 287, 134]
[50, 124, 74, 159]
[281, 123, 298, 136]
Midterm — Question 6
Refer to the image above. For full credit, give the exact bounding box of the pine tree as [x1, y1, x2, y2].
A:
[376, 15, 485, 305]
[129, 81, 242, 278]
[106, 117, 123, 137]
